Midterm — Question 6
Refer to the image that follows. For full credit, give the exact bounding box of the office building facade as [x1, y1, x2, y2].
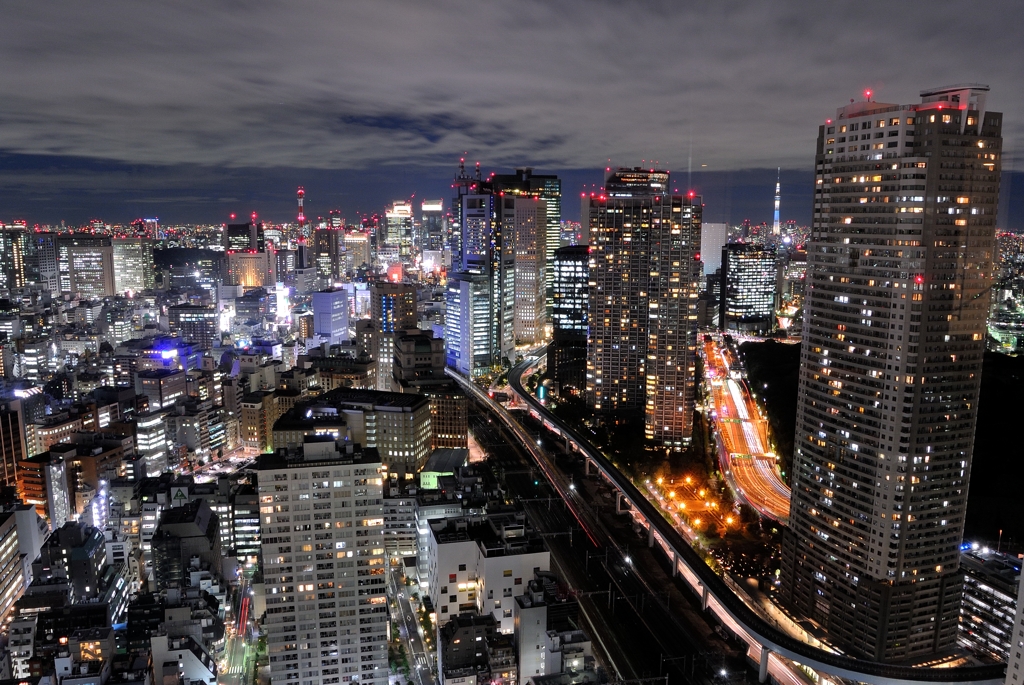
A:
[168, 304, 218, 349]
[112, 238, 155, 294]
[510, 197, 547, 344]
[781, 85, 1002, 661]
[312, 290, 350, 345]
[550, 246, 589, 393]
[585, 169, 702, 448]
[720, 243, 777, 334]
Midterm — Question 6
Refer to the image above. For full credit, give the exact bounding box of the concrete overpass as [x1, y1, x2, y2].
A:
[445, 352, 1005, 685]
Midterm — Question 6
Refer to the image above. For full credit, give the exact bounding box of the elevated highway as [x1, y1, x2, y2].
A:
[446, 352, 1005, 685]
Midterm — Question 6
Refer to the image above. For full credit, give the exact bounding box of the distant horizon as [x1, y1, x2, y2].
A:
[3, 154, 1022, 232]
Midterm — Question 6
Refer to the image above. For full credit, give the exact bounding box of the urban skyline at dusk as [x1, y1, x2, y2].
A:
[1, 4, 1023, 685]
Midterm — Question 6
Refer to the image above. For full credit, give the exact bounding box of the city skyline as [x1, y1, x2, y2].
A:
[0, 4, 1022, 685]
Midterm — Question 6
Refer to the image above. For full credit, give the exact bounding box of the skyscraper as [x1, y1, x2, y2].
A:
[781, 85, 1002, 662]
[224, 221, 265, 252]
[510, 197, 547, 344]
[586, 169, 702, 448]
[0, 230, 28, 292]
[385, 201, 414, 259]
[700, 223, 728, 276]
[257, 439, 388, 685]
[420, 200, 445, 253]
[444, 272, 491, 377]
[370, 282, 417, 333]
[112, 238, 155, 293]
[491, 169, 562, 308]
[312, 226, 345, 284]
[26, 232, 58, 291]
[719, 243, 776, 334]
[551, 245, 589, 393]
[312, 289, 350, 345]
[67, 243, 115, 298]
[448, 189, 516, 370]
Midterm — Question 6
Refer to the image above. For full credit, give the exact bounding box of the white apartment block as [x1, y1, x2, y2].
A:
[258, 437, 388, 685]
[427, 514, 549, 634]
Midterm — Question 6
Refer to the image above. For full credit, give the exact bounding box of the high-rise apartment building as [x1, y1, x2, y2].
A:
[551, 246, 589, 393]
[719, 243, 777, 334]
[586, 169, 702, 448]
[112, 238, 155, 293]
[781, 85, 1002, 662]
[370, 282, 416, 333]
[258, 438, 388, 685]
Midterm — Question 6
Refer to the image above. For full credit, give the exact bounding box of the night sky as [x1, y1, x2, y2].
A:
[2, 1, 1022, 227]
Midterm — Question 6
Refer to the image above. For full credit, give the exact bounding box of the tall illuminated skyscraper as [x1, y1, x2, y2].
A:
[112, 238, 155, 293]
[510, 197, 547, 344]
[781, 85, 1002, 662]
[56, 235, 111, 295]
[420, 200, 445, 253]
[719, 243, 776, 334]
[551, 245, 589, 392]
[491, 169, 561, 308]
[586, 168, 702, 449]
[0, 230, 27, 292]
[385, 201, 414, 260]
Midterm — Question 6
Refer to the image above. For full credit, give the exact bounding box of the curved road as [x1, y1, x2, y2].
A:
[446, 349, 1004, 685]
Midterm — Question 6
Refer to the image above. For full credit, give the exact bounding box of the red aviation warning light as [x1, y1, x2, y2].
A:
[865, 89, 872, 100]
[914, 274, 924, 284]
[230, 213, 236, 220]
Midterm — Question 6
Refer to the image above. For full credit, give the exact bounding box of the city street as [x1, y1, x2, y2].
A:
[220, 566, 256, 685]
[389, 570, 436, 685]
[703, 337, 791, 522]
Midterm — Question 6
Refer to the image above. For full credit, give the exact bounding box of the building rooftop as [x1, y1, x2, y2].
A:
[257, 439, 381, 470]
[423, 448, 469, 474]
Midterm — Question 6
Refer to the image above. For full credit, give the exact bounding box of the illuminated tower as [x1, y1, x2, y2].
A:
[296, 187, 306, 230]
[781, 85, 1001, 661]
[773, 168, 781, 235]
[585, 168, 702, 449]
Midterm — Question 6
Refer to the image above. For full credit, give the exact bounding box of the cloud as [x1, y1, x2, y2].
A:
[1, 0, 1021, 175]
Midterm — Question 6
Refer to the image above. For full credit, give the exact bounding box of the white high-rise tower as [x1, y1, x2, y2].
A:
[772, 168, 781, 235]
[781, 84, 1001, 662]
